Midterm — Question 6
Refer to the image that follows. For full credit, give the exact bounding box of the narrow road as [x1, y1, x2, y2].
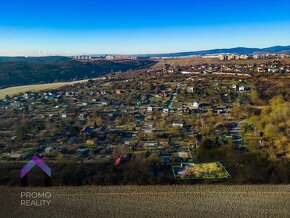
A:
[230, 118, 247, 149]
[166, 82, 181, 109]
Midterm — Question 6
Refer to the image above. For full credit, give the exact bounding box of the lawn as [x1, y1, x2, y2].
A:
[0, 79, 90, 99]
[172, 162, 231, 180]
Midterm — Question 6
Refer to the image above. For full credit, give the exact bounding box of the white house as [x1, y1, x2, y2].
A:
[172, 120, 184, 128]
[9, 153, 22, 160]
[187, 87, 194, 93]
[239, 86, 250, 91]
[45, 146, 54, 153]
[147, 106, 153, 112]
[181, 71, 200, 75]
[192, 100, 200, 109]
[163, 108, 169, 113]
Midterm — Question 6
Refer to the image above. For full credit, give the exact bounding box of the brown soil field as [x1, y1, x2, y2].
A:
[0, 185, 289, 218]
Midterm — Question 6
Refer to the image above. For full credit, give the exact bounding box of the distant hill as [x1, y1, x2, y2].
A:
[0, 59, 155, 89]
[142, 45, 290, 57]
[0, 56, 71, 63]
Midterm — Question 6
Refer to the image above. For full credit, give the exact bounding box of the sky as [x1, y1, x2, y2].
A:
[0, 0, 290, 56]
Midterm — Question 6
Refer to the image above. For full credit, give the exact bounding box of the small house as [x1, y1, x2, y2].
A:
[9, 153, 22, 160]
[172, 120, 184, 128]
[45, 146, 54, 153]
[192, 100, 200, 109]
[147, 106, 153, 112]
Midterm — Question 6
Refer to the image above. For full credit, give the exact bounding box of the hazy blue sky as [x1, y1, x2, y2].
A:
[0, 0, 290, 56]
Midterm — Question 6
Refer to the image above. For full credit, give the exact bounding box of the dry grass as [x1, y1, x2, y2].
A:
[0, 79, 90, 99]
[0, 185, 289, 217]
[152, 57, 290, 68]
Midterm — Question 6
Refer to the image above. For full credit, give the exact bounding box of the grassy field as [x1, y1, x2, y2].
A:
[0, 79, 90, 99]
[0, 185, 289, 217]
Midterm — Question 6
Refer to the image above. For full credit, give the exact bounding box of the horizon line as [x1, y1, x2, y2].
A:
[0, 44, 289, 57]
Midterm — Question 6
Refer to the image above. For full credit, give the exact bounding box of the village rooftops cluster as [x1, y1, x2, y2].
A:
[0, 59, 287, 165]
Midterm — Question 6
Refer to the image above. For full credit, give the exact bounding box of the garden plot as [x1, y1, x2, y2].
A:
[172, 162, 231, 180]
